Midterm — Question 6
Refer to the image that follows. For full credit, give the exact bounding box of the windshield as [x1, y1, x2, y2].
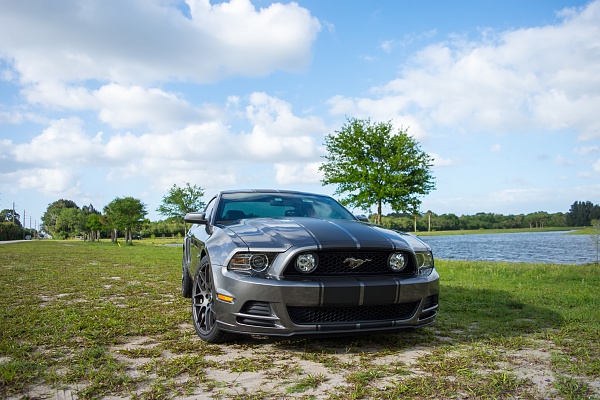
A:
[215, 192, 356, 223]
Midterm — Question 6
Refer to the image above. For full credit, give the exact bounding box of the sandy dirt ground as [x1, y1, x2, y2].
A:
[17, 324, 600, 400]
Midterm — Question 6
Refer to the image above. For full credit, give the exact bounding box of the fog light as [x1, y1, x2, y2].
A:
[388, 252, 407, 272]
[295, 253, 318, 273]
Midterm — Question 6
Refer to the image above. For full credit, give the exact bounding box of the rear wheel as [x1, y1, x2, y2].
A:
[192, 255, 237, 343]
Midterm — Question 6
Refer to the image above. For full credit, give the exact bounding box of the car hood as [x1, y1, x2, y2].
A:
[222, 217, 429, 253]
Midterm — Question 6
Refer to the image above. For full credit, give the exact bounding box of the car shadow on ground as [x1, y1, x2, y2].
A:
[228, 285, 563, 354]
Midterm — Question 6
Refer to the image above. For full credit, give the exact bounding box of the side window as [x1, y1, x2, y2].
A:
[203, 197, 217, 223]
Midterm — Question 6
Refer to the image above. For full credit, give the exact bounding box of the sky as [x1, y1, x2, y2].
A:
[1, 0, 599, 226]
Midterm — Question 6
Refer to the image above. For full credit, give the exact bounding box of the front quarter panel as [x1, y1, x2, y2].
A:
[188, 223, 250, 279]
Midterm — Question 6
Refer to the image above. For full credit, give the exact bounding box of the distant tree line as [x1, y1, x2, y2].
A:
[40, 198, 150, 243]
[0, 209, 36, 240]
[39, 198, 185, 241]
[13, 192, 600, 241]
[37, 184, 205, 242]
[379, 211, 568, 232]
[377, 200, 599, 232]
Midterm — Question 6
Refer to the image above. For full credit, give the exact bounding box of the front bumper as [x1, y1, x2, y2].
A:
[211, 266, 440, 337]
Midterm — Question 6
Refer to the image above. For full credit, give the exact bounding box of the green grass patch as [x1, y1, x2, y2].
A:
[1, 241, 598, 398]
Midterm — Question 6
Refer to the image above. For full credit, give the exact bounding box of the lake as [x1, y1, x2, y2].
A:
[418, 231, 598, 264]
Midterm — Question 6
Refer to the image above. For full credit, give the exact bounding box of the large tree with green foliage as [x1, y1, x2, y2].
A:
[566, 201, 600, 226]
[41, 199, 79, 238]
[1, 209, 20, 225]
[104, 197, 147, 245]
[157, 183, 205, 233]
[55, 207, 85, 239]
[320, 117, 435, 224]
[85, 213, 104, 242]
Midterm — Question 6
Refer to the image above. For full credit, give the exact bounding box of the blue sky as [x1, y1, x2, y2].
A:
[1, 0, 599, 226]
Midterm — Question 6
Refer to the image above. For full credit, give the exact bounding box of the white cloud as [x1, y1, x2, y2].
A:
[427, 184, 600, 215]
[429, 152, 460, 168]
[95, 84, 204, 131]
[241, 93, 326, 161]
[4, 93, 328, 199]
[555, 154, 574, 166]
[327, 95, 428, 140]
[491, 144, 502, 153]
[0, 0, 321, 86]
[12, 118, 102, 165]
[574, 145, 600, 156]
[7, 168, 81, 197]
[274, 162, 322, 185]
[379, 40, 396, 54]
[328, 1, 600, 140]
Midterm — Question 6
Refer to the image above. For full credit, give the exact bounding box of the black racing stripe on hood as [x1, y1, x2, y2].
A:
[294, 218, 399, 250]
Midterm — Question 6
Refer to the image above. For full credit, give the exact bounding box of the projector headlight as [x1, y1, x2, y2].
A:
[228, 253, 273, 273]
[415, 251, 434, 276]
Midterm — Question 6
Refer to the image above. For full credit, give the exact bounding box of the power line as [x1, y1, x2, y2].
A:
[0, 192, 10, 208]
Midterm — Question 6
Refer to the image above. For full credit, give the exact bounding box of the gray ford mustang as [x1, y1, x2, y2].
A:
[182, 189, 439, 343]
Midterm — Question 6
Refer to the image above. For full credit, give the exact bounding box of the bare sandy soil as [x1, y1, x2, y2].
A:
[19, 324, 599, 400]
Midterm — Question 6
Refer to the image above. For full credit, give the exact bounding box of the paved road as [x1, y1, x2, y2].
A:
[0, 240, 32, 244]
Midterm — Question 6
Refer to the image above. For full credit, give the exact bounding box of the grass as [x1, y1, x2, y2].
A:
[1, 241, 599, 399]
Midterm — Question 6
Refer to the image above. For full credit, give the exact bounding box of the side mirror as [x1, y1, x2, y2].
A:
[355, 215, 369, 222]
[184, 212, 208, 225]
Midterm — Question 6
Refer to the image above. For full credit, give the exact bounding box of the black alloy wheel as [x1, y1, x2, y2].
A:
[191, 255, 236, 343]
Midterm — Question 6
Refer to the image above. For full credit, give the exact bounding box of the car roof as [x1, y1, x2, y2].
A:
[219, 189, 323, 196]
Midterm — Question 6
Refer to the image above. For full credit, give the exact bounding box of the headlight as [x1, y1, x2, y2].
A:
[388, 252, 407, 272]
[228, 253, 272, 273]
[415, 251, 434, 276]
[295, 253, 318, 274]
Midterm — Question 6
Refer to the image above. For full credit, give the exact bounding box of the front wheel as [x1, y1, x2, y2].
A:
[192, 255, 237, 343]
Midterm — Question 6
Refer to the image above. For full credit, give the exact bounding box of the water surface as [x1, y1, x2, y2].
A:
[418, 231, 597, 264]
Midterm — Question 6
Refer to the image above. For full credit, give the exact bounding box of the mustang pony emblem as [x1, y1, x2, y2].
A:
[343, 257, 372, 269]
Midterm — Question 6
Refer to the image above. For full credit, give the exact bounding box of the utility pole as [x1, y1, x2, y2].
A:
[13, 202, 16, 224]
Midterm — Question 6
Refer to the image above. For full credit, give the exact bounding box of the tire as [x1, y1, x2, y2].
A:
[181, 258, 192, 298]
[191, 255, 237, 343]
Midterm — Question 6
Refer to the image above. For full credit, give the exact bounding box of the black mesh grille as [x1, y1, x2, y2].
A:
[287, 301, 420, 325]
[283, 251, 414, 276]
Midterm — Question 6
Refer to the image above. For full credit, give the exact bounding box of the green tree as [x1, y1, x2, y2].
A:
[566, 201, 600, 226]
[0, 209, 21, 225]
[104, 197, 147, 245]
[320, 117, 435, 224]
[0, 222, 23, 240]
[157, 183, 205, 234]
[85, 213, 104, 242]
[55, 207, 84, 239]
[41, 199, 78, 238]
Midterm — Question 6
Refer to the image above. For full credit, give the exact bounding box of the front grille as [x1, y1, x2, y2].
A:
[283, 251, 414, 276]
[287, 301, 420, 325]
